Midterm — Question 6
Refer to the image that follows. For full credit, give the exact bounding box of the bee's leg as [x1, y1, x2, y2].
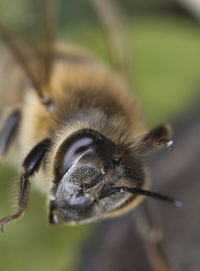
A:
[142, 124, 174, 152]
[134, 203, 180, 271]
[0, 110, 21, 159]
[0, 139, 50, 231]
[90, 0, 131, 78]
[0, 24, 53, 108]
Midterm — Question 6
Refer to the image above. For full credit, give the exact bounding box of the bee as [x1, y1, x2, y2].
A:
[0, 0, 182, 232]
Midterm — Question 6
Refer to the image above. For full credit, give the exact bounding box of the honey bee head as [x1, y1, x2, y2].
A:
[48, 128, 147, 225]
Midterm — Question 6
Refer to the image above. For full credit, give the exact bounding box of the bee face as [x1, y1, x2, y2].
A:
[48, 129, 145, 225]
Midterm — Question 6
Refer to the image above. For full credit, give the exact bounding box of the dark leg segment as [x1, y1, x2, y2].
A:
[143, 125, 173, 150]
[0, 110, 21, 157]
[0, 138, 50, 231]
[90, 0, 131, 77]
[134, 203, 181, 271]
[139, 124, 174, 154]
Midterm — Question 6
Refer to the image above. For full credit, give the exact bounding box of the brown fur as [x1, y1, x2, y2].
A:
[3, 43, 146, 217]
[11, 43, 145, 178]
[0, 41, 173, 224]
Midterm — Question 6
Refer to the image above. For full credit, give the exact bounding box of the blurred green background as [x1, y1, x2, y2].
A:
[0, 0, 199, 271]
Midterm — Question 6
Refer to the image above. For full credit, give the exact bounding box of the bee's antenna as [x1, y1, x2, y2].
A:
[0, 23, 48, 104]
[100, 187, 183, 207]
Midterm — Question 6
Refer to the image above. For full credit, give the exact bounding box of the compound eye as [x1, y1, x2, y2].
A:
[55, 134, 95, 178]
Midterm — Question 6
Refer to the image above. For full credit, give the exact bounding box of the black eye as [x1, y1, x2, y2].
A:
[62, 136, 94, 172]
[56, 133, 95, 178]
[54, 129, 116, 181]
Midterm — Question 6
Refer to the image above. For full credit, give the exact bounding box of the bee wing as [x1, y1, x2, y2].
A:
[0, 0, 56, 105]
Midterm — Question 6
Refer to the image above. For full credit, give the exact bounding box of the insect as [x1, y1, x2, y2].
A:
[0, 0, 182, 232]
